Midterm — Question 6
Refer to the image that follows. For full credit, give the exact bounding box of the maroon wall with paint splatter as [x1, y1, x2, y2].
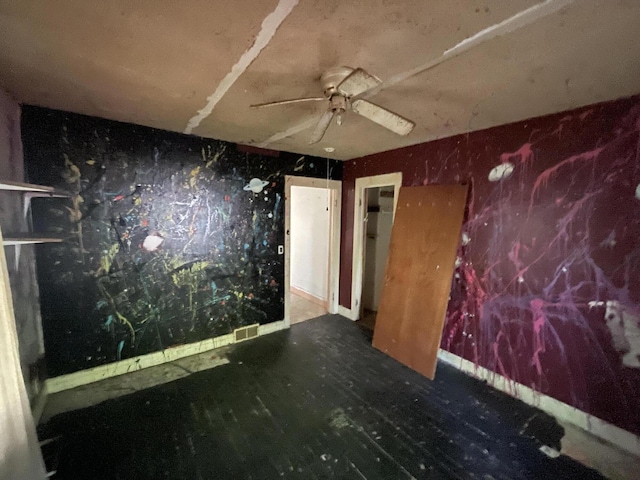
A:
[340, 95, 640, 435]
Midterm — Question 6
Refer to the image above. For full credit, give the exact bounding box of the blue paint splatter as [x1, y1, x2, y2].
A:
[96, 300, 108, 310]
[102, 315, 114, 331]
[262, 239, 268, 246]
[244, 243, 250, 250]
[117, 340, 125, 361]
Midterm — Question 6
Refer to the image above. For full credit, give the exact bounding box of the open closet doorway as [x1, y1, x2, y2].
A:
[284, 176, 341, 327]
[349, 172, 402, 329]
[360, 186, 395, 330]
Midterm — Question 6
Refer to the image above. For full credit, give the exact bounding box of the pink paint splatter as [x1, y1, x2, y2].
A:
[440, 102, 640, 423]
[500, 142, 534, 167]
[530, 298, 546, 377]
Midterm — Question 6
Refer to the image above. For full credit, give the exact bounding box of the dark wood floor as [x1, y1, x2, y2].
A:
[39, 315, 604, 479]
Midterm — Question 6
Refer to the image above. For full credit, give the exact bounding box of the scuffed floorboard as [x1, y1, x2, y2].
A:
[38, 315, 605, 479]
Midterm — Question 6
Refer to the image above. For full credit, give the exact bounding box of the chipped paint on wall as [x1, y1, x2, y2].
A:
[23, 106, 341, 377]
[341, 95, 640, 435]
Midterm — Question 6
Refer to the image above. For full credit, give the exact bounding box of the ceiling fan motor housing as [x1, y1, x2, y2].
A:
[321, 66, 354, 97]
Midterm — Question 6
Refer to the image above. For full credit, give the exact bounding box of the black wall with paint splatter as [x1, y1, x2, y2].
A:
[22, 106, 342, 377]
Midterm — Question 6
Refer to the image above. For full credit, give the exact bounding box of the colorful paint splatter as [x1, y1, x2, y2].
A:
[22, 107, 341, 376]
[342, 96, 640, 435]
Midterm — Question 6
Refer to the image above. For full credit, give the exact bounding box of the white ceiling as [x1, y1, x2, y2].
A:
[0, 0, 639, 160]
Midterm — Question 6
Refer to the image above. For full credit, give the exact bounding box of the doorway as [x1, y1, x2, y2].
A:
[360, 186, 395, 330]
[349, 172, 402, 324]
[284, 176, 341, 327]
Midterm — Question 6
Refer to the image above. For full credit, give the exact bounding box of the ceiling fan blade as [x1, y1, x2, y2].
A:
[337, 68, 381, 97]
[351, 99, 414, 136]
[309, 110, 335, 144]
[250, 97, 325, 109]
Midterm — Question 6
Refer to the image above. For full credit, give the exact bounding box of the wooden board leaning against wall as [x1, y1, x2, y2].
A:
[373, 185, 468, 380]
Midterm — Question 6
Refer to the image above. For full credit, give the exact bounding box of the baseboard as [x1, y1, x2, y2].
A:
[437, 349, 640, 457]
[338, 305, 358, 321]
[290, 286, 328, 308]
[258, 319, 287, 335]
[46, 320, 289, 394]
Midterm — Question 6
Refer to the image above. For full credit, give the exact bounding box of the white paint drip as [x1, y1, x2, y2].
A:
[445, 0, 573, 55]
[184, 0, 299, 135]
[635, 183, 640, 200]
[256, 115, 319, 147]
[605, 301, 640, 369]
[359, 0, 574, 100]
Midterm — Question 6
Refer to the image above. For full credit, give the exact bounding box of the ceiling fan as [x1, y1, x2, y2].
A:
[250, 66, 415, 144]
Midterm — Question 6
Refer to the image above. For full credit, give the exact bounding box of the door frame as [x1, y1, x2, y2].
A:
[348, 172, 402, 320]
[284, 175, 342, 327]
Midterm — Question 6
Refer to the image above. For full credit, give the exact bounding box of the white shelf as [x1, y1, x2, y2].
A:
[3, 237, 64, 246]
[1, 180, 69, 267]
[0, 180, 70, 196]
